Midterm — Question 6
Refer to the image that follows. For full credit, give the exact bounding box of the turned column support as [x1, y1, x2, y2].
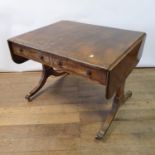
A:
[95, 81, 132, 140]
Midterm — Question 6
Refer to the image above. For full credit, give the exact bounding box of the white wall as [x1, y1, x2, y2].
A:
[0, 0, 155, 72]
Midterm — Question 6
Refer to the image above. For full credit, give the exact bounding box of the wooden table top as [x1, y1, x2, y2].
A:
[9, 21, 145, 70]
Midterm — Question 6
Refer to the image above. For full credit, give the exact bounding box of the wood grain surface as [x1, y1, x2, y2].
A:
[8, 21, 145, 70]
[0, 68, 154, 155]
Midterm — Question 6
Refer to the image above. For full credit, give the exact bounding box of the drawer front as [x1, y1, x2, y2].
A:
[50, 56, 107, 85]
[13, 44, 50, 65]
[12, 43, 107, 85]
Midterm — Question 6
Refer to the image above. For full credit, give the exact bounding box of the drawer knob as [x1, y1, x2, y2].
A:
[40, 55, 44, 60]
[86, 70, 92, 76]
[19, 48, 23, 52]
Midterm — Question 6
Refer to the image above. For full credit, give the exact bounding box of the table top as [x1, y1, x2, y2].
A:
[9, 20, 145, 70]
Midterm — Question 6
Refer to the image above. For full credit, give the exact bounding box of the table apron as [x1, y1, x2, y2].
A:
[10, 42, 107, 85]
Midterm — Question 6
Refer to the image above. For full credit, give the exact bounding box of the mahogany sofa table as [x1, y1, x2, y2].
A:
[8, 21, 146, 139]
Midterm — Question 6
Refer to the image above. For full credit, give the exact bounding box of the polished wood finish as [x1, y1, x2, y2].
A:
[0, 69, 155, 154]
[106, 38, 145, 99]
[8, 21, 146, 139]
[8, 21, 144, 70]
[25, 65, 67, 102]
[96, 83, 132, 139]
